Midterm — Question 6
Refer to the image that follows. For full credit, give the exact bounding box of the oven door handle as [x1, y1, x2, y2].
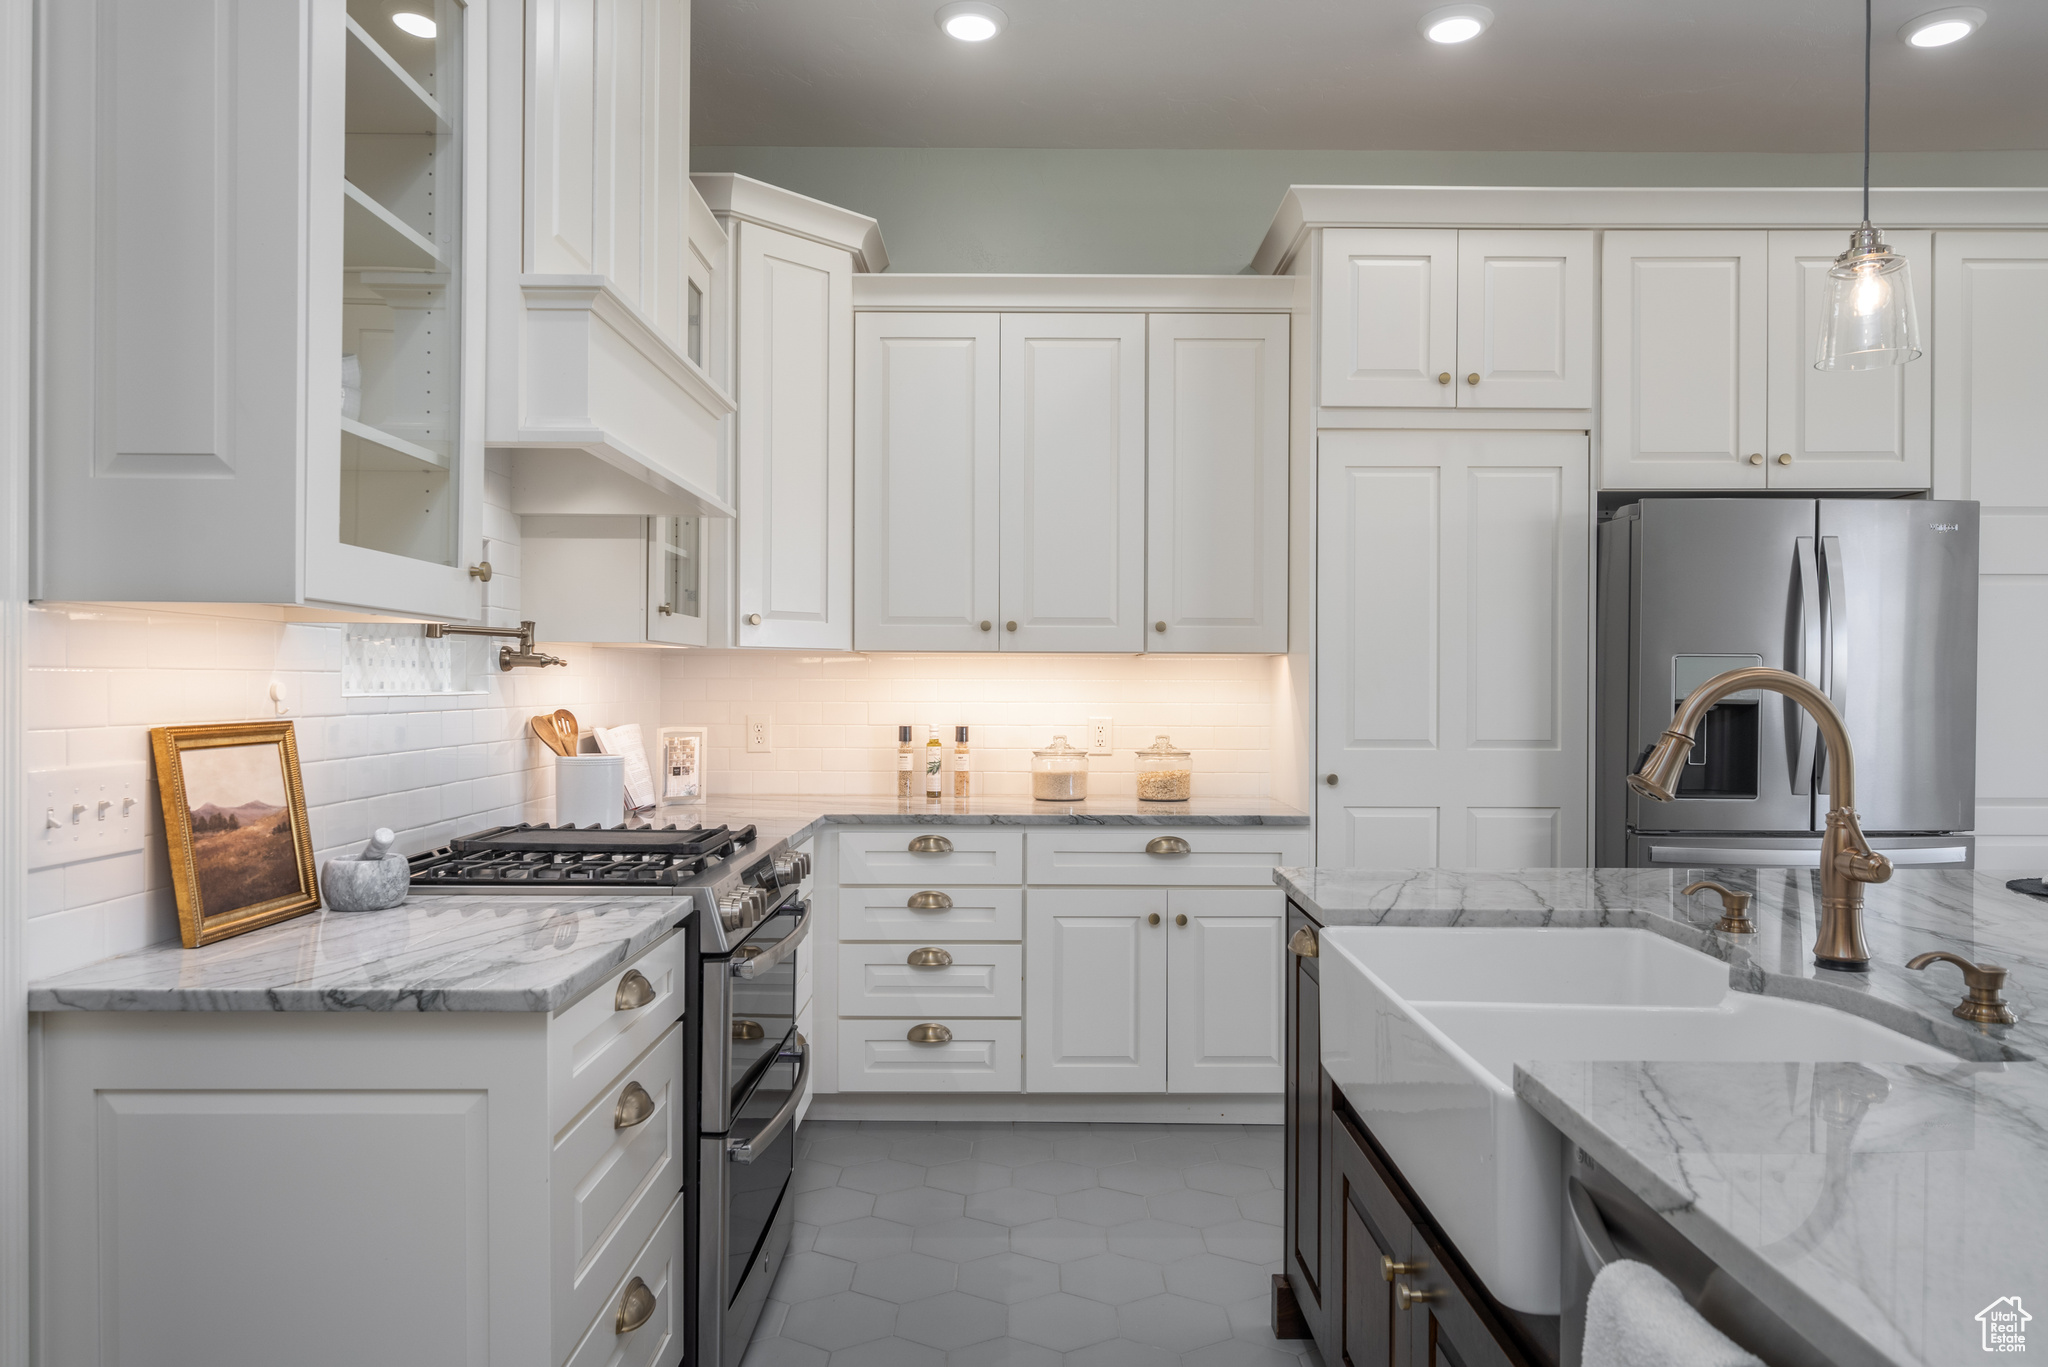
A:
[727, 1032, 808, 1164]
[732, 901, 811, 980]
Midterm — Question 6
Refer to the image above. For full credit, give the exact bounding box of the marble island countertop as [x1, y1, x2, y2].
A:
[1278, 867, 2048, 1367]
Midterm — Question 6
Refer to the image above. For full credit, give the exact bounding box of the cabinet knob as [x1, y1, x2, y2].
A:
[1005, 620, 1018, 632]
[1747, 453, 1764, 465]
[907, 890, 954, 911]
[1395, 1284, 1442, 1310]
[980, 620, 992, 631]
[1382, 1255, 1426, 1282]
[614, 968, 657, 1011]
[907, 1023, 953, 1044]
[1325, 773, 1338, 786]
[1145, 836, 1191, 856]
[1437, 372, 1451, 385]
[1148, 912, 1161, 926]
[907, 946, 954, 968]
[1465, 373, 1480, 386]
[613, 1081, 656, 1130]
[657, 603, 674, 616]
[1777, 452, 1793, 465]
[1174, 913, 1188, 927]
[468, 561, 493, 582]
[615, 1277, 657, 1335]
[908, 834, 954, 854]
[1289, 926, 1320, 958]
[747, 612, 762, 626]
[1155, 621, 1167, 633]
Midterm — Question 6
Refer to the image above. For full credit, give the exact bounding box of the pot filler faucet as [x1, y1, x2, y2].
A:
[1629, 666, 1891, 971]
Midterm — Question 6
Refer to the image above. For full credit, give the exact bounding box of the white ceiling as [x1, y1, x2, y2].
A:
[692, 0, 2048, 152]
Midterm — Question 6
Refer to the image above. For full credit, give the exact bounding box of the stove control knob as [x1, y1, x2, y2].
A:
[795, 851, 812, 880]
[773, 853, 801, 883]
[717, 889, 748, 931]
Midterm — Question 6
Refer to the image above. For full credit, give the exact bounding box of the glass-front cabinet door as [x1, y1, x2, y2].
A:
[649, 515, 708, 646]
[310, 0, 485, 619]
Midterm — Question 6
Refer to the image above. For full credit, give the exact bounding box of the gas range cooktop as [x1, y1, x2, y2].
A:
[409, 822, 759, 892]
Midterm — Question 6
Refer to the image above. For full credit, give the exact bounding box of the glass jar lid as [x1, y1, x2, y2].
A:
[1033, 735, 1090, 761]
[1136, 735, 1189, 759]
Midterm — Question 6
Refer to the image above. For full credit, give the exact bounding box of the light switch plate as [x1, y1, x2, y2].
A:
[1087, 717, 1113, 754]
[30, 762, 154, 869]
[745, 715, 772, 753]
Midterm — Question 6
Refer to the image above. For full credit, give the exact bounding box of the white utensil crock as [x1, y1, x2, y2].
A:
[555, 754, 625, 828]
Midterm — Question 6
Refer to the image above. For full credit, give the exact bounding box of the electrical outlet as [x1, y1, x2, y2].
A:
[1087, 717, 1113, 754]
[745, 715, 772, 753]
[30, 762, 153, 869]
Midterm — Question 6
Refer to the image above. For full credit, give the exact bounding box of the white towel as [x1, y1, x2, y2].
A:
[1584, 1260, 1763, 1367]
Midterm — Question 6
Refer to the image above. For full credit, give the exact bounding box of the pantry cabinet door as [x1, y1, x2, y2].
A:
[854, 313, 1001, 651]
[1319, 230, 1458, 408]
[1935, 232, 2048, 873]
[1316, 429, 1591, 869]
[999, 314, 1146, 652]
[1165, 889, 1285, 1094]
[1765, 230, 1932, 490]
[1146, 313, 1289, 653]
[1455, 231, 1595, 409]
[1025, 889, 1166, 1093]
[1600, 231, 1768, 490]
[735, 222, 854, 649]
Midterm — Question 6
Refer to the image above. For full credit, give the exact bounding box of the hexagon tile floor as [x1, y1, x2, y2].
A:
[740, 1120, 1326, 1367]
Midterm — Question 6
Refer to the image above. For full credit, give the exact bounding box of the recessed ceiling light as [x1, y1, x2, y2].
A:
[390, 10, 436, 38]
[1900, 6, 1985, 46]
[936, 1, 1006, 42]
[1419, 4, 1494, 44]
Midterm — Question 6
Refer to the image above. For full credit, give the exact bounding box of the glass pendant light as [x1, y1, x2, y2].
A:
[1816, 0, 1922, 371]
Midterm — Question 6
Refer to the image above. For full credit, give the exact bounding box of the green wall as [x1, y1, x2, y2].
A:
[691, 146, 2048, 274]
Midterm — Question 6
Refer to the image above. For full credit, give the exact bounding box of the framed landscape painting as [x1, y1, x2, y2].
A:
[150, 721, 320, 947]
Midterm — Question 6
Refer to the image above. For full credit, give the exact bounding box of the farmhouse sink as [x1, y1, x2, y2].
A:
[1318, 927, 1952, 1316]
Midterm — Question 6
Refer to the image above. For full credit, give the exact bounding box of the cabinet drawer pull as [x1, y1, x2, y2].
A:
[615, 1277, 657, 1335]
[1382, 1255, 1425, 1282]
[613, 1081, 656, 1130]
[1289, 927, 1319, 958]
[907, 890, 953, 910]
[732, 1019, 765, 1041]
[908, 835, 953, 854]
[907, 947, 953, 968]
[1395, 1284, 1442, 1310]
[907, 1023, 953, 1044]
[614, 968, 656, 1011]
[1145, 836, 1190, 856]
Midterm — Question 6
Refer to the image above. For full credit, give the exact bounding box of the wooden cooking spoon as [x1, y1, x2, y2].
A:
[529, 713, 575, 756]
[550, 708, 581, 754]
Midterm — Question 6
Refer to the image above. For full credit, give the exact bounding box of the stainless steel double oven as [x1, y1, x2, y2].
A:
[686, 852, 812, 1367]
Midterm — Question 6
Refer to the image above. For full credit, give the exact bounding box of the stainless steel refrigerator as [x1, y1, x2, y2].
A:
[1596, 498, 1979, 870]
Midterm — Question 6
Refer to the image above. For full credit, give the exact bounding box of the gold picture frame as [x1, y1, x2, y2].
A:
[151, 721, 320, 947]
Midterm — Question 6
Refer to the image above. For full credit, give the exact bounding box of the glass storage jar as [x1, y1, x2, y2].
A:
[1135, 736, 1192, 801]
[1031, 736, 1091, 801]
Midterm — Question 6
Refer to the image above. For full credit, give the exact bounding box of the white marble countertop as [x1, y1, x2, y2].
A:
[1277, 866, 2048, 1367]
[27, 893, 688, 1013]
[685, 794, 1309, 848]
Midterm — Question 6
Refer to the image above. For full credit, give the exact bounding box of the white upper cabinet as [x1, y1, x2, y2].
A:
[1319, 229, 1592, 409]
[734, 222, 855, 650]
[1601, 231, 1770, 490]
[1455, 231, 1595, 409]
[1146, 314, 1290, 653]
[1933, 233, 2048, 510]
[1319, 229, 1458, 407]
[38, 0, 488, 618]
[1766, 230, 1931, 489]
[1000, 314, 1147, 652]
[853, 314, 1001, 652]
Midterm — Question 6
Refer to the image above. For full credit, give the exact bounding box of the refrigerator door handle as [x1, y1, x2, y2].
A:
[1818, 535, 1847, 794]
[1792, 536, 1821, 796]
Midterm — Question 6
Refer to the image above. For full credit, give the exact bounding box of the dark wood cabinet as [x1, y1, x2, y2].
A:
[1283, 902, 1328, 1344]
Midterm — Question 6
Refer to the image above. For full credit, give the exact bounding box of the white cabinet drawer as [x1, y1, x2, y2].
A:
[838, 943, 1023, 1017]
[549, 931, 684, 1135]
[837, 1019, 1023, 1092]
[838, 829, 1023, 885]
[553, 1023, 683, 1365]
[562, 1191, 683, 1367]
[1025, 828, 1312, 886]
[839, 885, 1023, 941]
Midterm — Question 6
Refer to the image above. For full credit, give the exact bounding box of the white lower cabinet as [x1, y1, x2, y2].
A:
[1024, 887, 1169, 1093]
[34, 933, 686, 1367]
[838, 942, 1024, 1017]
[1164, 889, 1287, 1093]
[837, 1019, 1025, 1092]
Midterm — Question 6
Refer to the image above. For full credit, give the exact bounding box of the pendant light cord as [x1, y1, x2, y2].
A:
[1863, 0, 1872, 224]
